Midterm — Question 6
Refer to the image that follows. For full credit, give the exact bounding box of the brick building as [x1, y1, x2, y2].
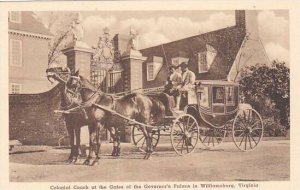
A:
[9, 11, 53, 94]
[9, 10, 270, 145]
[139, 10, 270, 89]
[9, 12, 66, 145]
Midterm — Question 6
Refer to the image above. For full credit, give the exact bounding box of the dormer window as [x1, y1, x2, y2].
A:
[147, 63, 154, 81]
[171, 57, 189, 67]
[198, 52, 208, 73]
[147, 56, 163, 81]
[10, 11, 21, 23]
[198, 44, 217, 73]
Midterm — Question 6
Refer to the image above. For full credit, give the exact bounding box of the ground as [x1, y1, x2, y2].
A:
[9, 140, 289, 182]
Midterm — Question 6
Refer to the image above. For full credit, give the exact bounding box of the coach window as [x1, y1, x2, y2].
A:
[226, 86, 235, 105]
[212, 86, 225, 104]
[198, 86, 210, 109]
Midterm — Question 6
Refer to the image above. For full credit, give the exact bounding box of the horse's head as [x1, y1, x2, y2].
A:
[46, 66, 71, 84]
[65, 70, 83, 96]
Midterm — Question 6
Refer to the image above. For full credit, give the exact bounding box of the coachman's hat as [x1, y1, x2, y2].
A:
[178, 62, 188, 68]
[169, 65, 177, 70]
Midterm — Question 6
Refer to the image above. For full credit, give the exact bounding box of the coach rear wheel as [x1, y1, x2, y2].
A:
[132, 125, 160, 152]
[171, 114, 199, 156]
[232, 108, 264, 151]
[199, 127, 227, 148]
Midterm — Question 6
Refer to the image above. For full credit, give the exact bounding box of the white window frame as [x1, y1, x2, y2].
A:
[9, 83, 22, 94]
[198, 52, 208, 73]
[147, 62, 154, 81]
[10, 39, 23, 67]
[9, 11, 21, 23]
[226, 86, 235, 106]
[171, 57, 180, 66]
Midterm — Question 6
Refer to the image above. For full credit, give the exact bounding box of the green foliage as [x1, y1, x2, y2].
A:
[239, 61, 290, 129]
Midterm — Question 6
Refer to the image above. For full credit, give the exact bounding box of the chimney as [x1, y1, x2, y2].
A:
[235, 10, 246, 29]
[235, 10, 259, 38]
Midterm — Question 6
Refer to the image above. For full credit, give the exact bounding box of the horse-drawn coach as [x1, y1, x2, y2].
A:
[132, 80, 264, 155]
[47, 67, 264, 164]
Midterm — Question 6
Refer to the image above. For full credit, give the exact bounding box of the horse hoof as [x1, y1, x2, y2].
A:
[66, 158, 73, 164]
[83, 159, 90, 165]
[143, 154, 149, 160]
[116, 148, 121, 156]
[89, 160, 99, 166]
[74, 159, 81, 165]
[72, 158, 78, 164]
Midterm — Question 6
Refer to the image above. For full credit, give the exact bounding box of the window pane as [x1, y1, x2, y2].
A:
[172, 58, 179, 66]
[198, 86, 209, 108]
[198, 52, 208, 72]
[10, 40, 22, 66]
[212, 87, 225, 104]
[153, 56, 163, 63]
[10, 84, 22, 94]
[10, 12, 20, 22]
[148, 64, 154, 80]
[226, 87, 235, 105]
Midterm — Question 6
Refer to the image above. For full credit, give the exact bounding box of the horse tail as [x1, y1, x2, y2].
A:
[149, 96, 166, 125]
[151, 93, 172, 116]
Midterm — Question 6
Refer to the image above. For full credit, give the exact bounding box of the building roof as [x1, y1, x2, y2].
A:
[140, 25, 246, 80]
[9, 11, 53, 37]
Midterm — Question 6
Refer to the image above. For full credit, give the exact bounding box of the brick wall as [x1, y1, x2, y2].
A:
[9, 84, 67, 145]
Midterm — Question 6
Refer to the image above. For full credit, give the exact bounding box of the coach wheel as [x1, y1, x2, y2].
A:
[232, 108, 264, 151]
[132, 125, 160, 153]
[199, 126, 227, 148]
[171, 114, 199, 156]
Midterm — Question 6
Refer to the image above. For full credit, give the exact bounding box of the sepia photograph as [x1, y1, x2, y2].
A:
[0, 1, 299, 190]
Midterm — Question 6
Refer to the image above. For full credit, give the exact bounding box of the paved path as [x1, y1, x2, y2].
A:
[9, 140, 289, 182]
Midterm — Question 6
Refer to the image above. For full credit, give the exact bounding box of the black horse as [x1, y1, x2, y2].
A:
[46, 67, 100, 165]
[65, 71, 167, 161]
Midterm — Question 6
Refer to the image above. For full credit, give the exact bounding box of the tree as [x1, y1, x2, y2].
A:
[239, 61, 290, 129]
[35, 11, 78, 66]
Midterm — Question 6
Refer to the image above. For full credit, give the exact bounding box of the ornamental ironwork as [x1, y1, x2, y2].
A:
[91, 27, 121, 70]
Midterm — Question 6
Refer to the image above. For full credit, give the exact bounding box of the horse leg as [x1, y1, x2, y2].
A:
[66, 125, 75, 163]
[144, 127, 154, 160]
[148, 128, 154, 159]
[90, 123, 102, 166]
[73, 127, 81, 164]
[141, 127, 150, 160]
[115, 127, 121, 157]
[108, 127, 116, 156]
[107, 127, 121, 157]
[84, 125, 95, 165]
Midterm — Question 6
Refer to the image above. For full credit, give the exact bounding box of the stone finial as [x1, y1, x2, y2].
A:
[71, 12, 84, 41]
[127, 26, 138, 51]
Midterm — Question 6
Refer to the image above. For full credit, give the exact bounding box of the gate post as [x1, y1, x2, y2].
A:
[62, 41, 93, 78]
[62, 41, 93, 143]
[121, 49, 147, 143]
[121, 49, 147, 92]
